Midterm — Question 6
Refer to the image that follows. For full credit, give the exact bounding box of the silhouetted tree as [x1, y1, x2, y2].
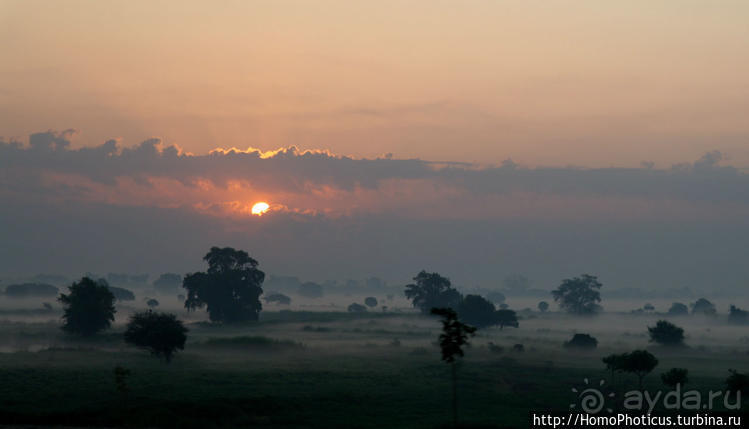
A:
[108, 286, 135, 301]
[404, 271, 461, 314]
[643, 303, 655, 312]
[298, 282, 323, 298]
[431, 307, 477, 428]
[667, 302, 689, 316]
[457, 294, 498, 328]
[602, 353, 627, 383]
[648, 320, 685, 346]
[661, 368, 688, 388]
[691, 298, 716, 316]
[153, 273, 181, 295]
[264, 293, 291, 305]
[347, 303, 367, 313]
[563, 333, 598, 350]
[537, 301, 549, 313]
[621, 350, 659, 390]
[496, 309, 519, 330]
[4, 283, 58, 298]
[124, 311, 188, 362]
[146, 298, 159, 308]
[503, 274, 530, 294]
[364, 297, 378, 308]
[728, 305, 749, 325]
[58, 277, 116, 336]
[182, 247, 265, 323]
[551, 274, 602, 315]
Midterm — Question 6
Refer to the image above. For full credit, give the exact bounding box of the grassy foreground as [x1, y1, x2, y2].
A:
[0, 311, 737, 428]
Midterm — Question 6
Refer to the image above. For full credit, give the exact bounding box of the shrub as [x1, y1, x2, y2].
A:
[347, 303, 367, 313]
[648, 320, 685, 346]
[563, 333, 598, 350]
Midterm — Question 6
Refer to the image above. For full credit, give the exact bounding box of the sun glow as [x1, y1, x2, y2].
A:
[251, 202, 270, 216]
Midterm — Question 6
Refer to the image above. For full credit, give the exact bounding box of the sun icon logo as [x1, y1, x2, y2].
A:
[570, 378, 615, 414]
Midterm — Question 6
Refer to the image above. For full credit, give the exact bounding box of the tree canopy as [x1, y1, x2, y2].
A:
[648, 320, 685, 346]
[124, 311, 188, 362]
[58, 277, 116, 336]
[551, 274, 602, 315]
[183, 247, 265, 323]
[404, 271, 461, 314]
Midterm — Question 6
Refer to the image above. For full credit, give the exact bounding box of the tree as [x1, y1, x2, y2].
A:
[58, 277, 116, 336]
[347, 303, 367, 313]
[431, 307, 477, 428]
[457, 294, 498, 328]
[537, 301, 549, 313]
[153, 273, 182, 295]
[146, 298, 160, 308]
[264, 293, 291, 305]
[297, 282, 323, 298]
[404, 271, 461, 314]
[648, 320, 685, 346]
[563, 333, 598, 350]
[661, 368, 688, 388]
[643, 303, 655, 312]
[182, 247, 265, 323]
[551, 274, 602, 315]
[667, 302, 689, 316]
[124, 311, 188, 362]
[364, 297, 378, 308]
[728, 305, 749, 324]
[602, 353, 627, 383]
[495, 309, 519, 330]
[503, 274, 530, 294]
[691, 298, 716, 316]
[4, 283, 58, 298]
[108, 286, 135, 302]
[620, 350, 659, 390]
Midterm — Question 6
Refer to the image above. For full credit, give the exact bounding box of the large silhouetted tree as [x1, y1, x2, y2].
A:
[405, 271, 461, 314]
[58, 277, 116, 336]
[431, 307, 477, 428]
[124, 311, 188, 362]
[182, 247, 265, 322]
[551, 274, 602, 315]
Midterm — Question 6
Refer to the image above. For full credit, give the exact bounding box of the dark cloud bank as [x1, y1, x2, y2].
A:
[2, 131, 748, 294]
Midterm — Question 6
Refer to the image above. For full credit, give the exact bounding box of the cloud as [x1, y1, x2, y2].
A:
[2, 130, 748, 221]
[3, 130, 749, 291]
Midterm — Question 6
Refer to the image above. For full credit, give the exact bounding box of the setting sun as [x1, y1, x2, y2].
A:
[251, 202, 270, 216]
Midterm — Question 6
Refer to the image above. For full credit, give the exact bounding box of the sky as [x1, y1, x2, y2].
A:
[1, 1, 749, 293]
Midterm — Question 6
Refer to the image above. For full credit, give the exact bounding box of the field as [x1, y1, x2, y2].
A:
[0, 299, 745, 428]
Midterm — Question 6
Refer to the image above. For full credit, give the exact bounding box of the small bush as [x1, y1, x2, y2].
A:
[564, 333, 598, 350]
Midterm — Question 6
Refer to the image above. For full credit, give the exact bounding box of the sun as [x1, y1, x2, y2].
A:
[251, 202, 270, 216]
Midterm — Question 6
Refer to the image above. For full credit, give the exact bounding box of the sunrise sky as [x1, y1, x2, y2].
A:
[2, 1, 749, 291]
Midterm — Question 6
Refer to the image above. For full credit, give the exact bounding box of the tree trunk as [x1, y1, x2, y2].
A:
[452, 362, 458, 428]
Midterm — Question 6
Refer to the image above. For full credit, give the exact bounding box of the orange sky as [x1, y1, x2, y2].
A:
[2, 0, 749, 166]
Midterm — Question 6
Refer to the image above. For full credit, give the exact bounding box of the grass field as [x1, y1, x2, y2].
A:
[0, 309, 744, 428]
